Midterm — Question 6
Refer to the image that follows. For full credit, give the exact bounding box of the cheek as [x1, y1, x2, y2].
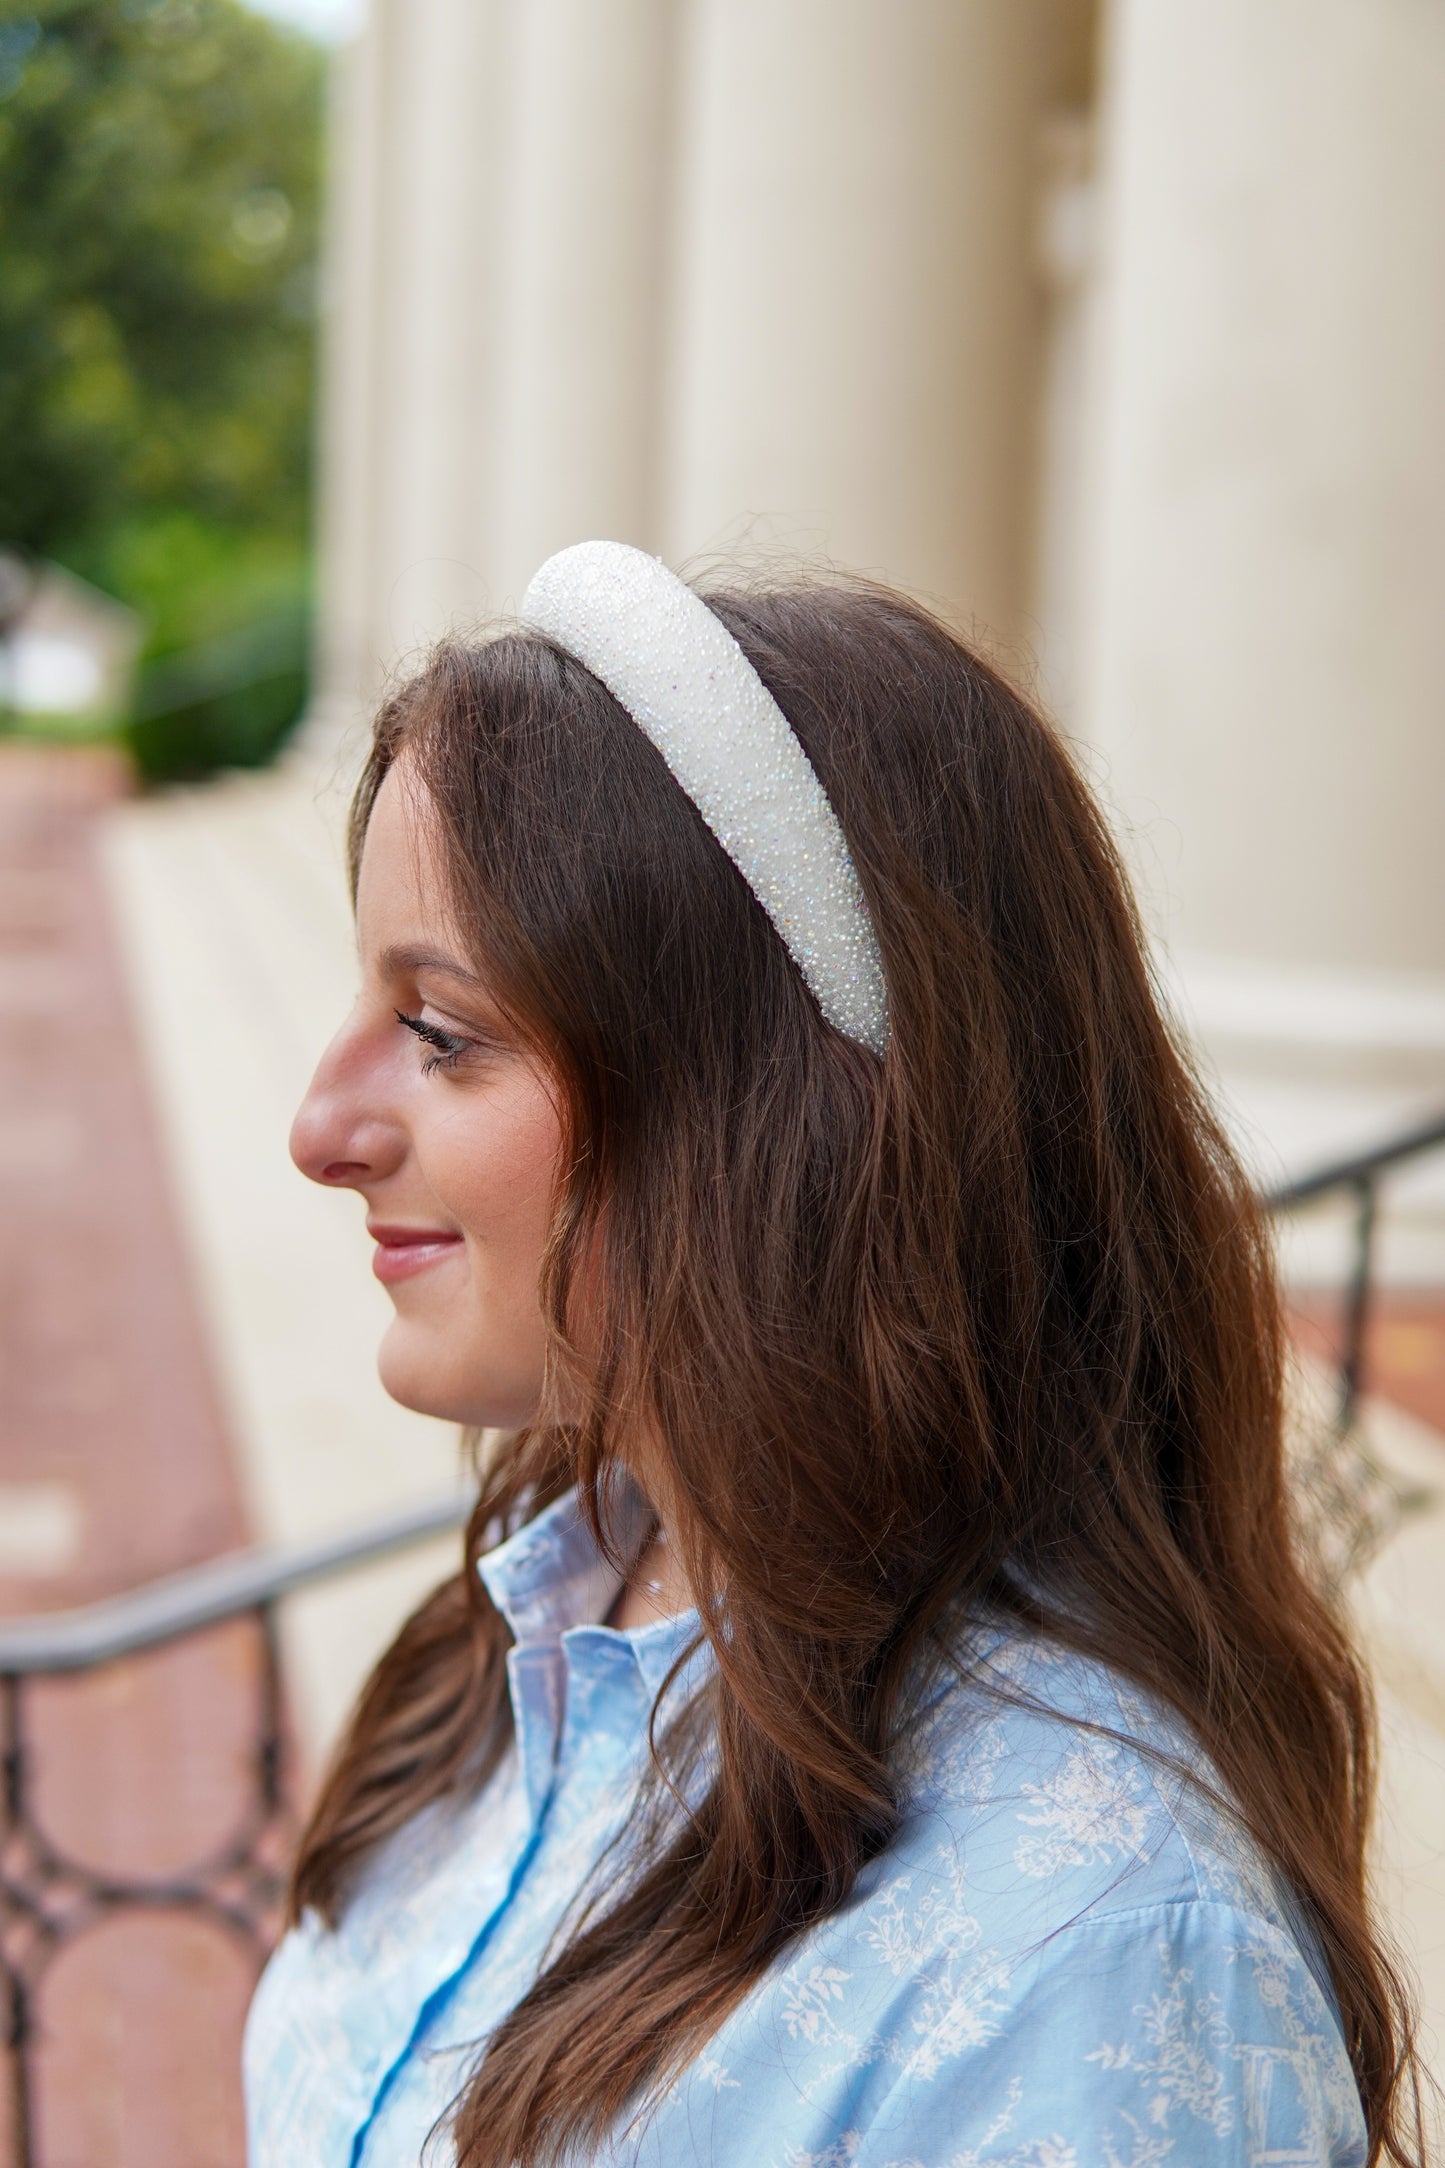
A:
[421, 1083, 562, 1274]
[385, 1076, 575, 1428]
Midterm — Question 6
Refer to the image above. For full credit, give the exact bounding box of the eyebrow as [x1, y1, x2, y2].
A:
[379, 942, 489, 991]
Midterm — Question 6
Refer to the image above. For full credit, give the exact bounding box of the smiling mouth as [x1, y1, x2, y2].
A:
[368, 1225, 465, 1285]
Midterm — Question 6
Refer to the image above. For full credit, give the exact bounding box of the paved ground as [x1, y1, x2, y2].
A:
[0, 747, 262, 2168]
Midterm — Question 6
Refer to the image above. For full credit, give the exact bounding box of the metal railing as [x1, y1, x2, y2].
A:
[1, 1109, 1443, 2164]
[0, 1491, 471, 2168]
[1259, 1108, 1445, 1588]
[1261, 1107, 1445, 1431]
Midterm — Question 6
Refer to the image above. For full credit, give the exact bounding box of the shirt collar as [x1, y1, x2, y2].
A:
[630, 1607, 706, 1704]
[478, 1484, 707, 1827]
[478, 1482, 642, 1645]
[477, 1481, 703, 1690]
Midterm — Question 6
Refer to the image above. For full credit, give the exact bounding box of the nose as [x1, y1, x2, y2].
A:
[289, 1012, 405, 1190]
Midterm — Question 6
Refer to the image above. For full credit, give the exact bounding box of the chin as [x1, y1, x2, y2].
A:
[376, 1323, 468, 1424]
[376, 1322, 541, 1430]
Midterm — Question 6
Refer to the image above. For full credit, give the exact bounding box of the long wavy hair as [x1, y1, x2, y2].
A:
[290, 578, 1424, 2166]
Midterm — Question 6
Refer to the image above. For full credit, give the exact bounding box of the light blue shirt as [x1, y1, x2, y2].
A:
[245, 1487, 1367, 2167]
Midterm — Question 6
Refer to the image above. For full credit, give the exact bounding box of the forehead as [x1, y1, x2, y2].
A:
[355, 758, 454, 950]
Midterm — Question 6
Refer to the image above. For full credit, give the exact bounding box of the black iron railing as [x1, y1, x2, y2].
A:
[1259, 1108, 1445, 1589]
[1262, 1107, 1445, 1432]
[0, 1490, 471, 2168]
[1, 1110, 1443, 2164]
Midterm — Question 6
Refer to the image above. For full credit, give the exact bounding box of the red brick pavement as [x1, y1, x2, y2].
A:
[0, 747, 268, 2168]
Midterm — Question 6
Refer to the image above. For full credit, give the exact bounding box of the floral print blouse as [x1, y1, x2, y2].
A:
[244, 1486, 1366, 2167]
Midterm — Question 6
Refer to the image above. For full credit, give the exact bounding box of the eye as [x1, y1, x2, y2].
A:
[395, 1010, 473, 1075]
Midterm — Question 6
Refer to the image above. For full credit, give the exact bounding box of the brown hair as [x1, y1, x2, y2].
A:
[292, 579, 1424, 2165]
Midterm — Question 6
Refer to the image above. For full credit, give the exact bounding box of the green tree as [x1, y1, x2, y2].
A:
[0, 0, 323, 677]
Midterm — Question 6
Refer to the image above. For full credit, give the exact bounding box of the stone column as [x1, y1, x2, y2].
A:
[483, 0, 677, 611]
[307, 17, 386, 742]
[310, 0, 508, 727]
[312, 0, 678, 719]
[1079, 0, 1445, 977]
[351, 0, 506, 679]
[659, 0, 1079, 648]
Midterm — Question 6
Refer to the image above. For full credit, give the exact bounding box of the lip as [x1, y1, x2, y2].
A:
[367, 1222, 465, 1285]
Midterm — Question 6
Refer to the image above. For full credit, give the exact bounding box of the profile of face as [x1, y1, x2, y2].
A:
[288, 758, 563, 1428]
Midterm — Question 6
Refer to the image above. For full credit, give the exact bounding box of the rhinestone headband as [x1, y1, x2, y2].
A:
[520, 541, 889, 1054]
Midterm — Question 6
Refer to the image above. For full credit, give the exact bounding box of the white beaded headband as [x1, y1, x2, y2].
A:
[520, 540, 889, 1054]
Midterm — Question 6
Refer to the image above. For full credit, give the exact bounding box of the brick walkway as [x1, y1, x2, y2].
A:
[0, 748, 262, 2168]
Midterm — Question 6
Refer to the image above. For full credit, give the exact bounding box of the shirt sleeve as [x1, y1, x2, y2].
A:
[851, 1900, 1369, 2168]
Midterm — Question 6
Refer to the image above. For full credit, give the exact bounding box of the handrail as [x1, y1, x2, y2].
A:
[0, 1486, 475, 2168]
[1260, 1107, 1445, 1211]
[1260, 1098, 1445, 1499]
[0, 1488, 472, 1677]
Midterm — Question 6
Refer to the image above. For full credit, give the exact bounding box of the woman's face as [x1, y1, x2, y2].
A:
[289, 757, 563, 1427]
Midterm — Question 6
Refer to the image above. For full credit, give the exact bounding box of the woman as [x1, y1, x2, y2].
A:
[246, 543, 1421, 2166]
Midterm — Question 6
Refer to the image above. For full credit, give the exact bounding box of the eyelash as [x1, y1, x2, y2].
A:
[395, 1010, 473, 1075]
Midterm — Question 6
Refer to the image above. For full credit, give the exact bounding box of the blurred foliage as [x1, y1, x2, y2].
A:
[0, 0, 323, 772]
[127, 599, 308, 780]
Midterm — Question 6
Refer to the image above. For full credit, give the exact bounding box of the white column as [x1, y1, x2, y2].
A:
[484, 0, 676, 611]
[313, 0, 679, 717]
[310, 0, 510, 735]
[1079, 0, 1445, 977]
[660, 0, 1075, 646]
[357, 0, 507, 673]
[307, 19, 385, 742]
